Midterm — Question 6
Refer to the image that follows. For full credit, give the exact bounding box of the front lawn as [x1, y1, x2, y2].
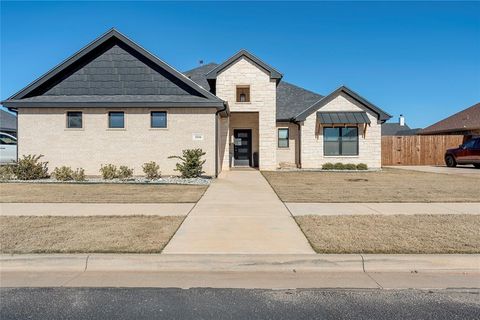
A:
[262, 168, 480, 202]
[0, 216, 184, 253]
[0, 183, 207, 203]
[295, 214, 480, 254]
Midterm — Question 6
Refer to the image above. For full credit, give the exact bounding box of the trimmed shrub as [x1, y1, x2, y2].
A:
[117, 166, 134, 180]
[169, 149, 206, 178]
[322, 163, 335, 170]
[333, 162, 345, 170]
[0, 165, 15, 180]
[344, 163, 357, 170]
[52, 166, 75, 181]
[142, 161, 161, 180]
[356, 163, 368, 170]
[72, 168, 86, 181]
[100, 164, 118, 180]
[13, 154, 49, 180]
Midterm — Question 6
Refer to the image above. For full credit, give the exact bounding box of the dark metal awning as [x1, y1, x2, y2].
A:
[317, 111, 371, 125]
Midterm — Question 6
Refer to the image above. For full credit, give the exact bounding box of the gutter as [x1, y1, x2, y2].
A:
[214, 102, 229, 177]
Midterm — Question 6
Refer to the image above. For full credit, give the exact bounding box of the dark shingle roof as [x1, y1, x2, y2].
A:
[0, 109, 17, 132]
[184, 64, 324, 121]
[419, 103, 480, 135]
[294, 86, 392, 122]
[205, 50, 282, 82]
[3, 29, 225, 110]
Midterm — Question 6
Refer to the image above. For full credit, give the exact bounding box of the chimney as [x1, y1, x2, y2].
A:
[399, 114, 405, 126]
[199, 60, 204, 66]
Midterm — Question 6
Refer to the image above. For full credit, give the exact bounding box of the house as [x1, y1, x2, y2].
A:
[2, 29, 391, 176]
[382, 115, 421, 136]
[419, 103, 480, 141]
[0, 109, 17, 137]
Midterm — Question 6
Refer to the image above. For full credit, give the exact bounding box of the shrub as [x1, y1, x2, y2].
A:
[117, 166, 134, 180]
[0, 165, 15, 180]
[100, 164, 118, 180]
[356, 163, 368, 170]
[13, 154, 49, 180]
[142, 161, 161, 180]
[72, 168, 86, 181]
[322, 163, 335, 170]
[333, 162, 345, 170]
[169, 149, 206, 178]
[344, 163, 357, 170]
[52, 166, 75, 181]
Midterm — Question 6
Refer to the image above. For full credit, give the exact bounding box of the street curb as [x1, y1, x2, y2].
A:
[1, 254, 479, 273]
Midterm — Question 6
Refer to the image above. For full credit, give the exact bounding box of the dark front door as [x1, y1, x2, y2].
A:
[233, 129, 252, 167]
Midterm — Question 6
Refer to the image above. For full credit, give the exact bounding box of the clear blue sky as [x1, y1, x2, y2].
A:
[1, 1, 479, 128]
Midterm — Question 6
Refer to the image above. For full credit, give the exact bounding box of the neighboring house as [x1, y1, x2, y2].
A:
[382, 115, 421, 136]
[419, 103, 480, 141]
[1, 29, 391, 176]
[0, 109, 17, 137]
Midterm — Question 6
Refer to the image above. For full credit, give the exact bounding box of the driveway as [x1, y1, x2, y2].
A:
[163, 170, 314, 254]
[387, 165, 480, 177]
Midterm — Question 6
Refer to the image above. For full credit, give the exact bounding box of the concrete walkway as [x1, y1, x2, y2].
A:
[163, 170, 314, 254]
[0, 203, 194, 216]
[387, 165, 480, 177]
[287, 202, 480, 216]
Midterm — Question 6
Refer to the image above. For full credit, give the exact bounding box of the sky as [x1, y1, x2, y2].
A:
[1, 1, 479, 128]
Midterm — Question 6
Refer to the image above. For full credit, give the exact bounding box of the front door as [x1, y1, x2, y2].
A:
[233, 129, 252, 167]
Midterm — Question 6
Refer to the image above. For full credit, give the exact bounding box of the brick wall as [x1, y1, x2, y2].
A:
[18, 107, 217, 176]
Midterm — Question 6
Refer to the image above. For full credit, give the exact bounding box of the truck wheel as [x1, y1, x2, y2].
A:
[445, 155, 457, 167]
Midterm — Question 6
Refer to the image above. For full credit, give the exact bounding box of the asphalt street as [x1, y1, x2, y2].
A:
[1, 288, 479, 320]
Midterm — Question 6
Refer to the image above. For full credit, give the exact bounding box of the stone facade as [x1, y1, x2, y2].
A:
[17, 107, 217, 176]
[276, 122, 299, 168]
[300, 92, 382, 169]
[215, 57, 277, 170]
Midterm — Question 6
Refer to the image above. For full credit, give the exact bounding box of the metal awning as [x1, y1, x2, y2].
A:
[317, 111, 371, 124]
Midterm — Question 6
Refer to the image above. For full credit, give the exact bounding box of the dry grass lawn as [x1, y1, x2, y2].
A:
[0, 216, 184, 253]
[0, 183, 207, 203]
[295, 214, 480, 254]
[262, 168, 480, 202]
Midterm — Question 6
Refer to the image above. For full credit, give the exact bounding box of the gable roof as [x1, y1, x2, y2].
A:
[381, 122, 420, 136]
[184, 63, 323, 121]
[205, 50, 283, 83]
[419, 102, 480, 135]
[0, 109, 17, 132]
[2, 29, 226, 111]
[294, 86, 391, 122]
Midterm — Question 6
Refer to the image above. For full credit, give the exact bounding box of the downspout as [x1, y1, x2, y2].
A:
[214, 102, 228, 178]
[294, 120, 302, 168]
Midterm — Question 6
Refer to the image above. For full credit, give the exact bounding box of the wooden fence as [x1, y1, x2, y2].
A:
[381, 135, 464, 166]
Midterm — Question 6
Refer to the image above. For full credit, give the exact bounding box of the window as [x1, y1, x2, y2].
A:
[324, 127, 358, 156]
[66, 112, 82, 129]
[0, 134, 16, 145]
[278, 128, 289, 148]
[151, 111, 167, 128]
[108, 111, 124, 128]
[236, 86, 250, 102]
[463, 139, 477, 149]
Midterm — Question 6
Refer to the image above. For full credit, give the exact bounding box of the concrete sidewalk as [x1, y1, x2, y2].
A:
[1, 254, 479, 288]
[163, 171, 314, 254]
[387, 165, 480, 177]
[0, 203, 194, 216]
[286, 202, 480, 216]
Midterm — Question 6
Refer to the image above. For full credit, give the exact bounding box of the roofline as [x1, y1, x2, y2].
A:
[293, 85, 392, 122]
[205, 49, 283, 81]
[418, 127, 480, 135]
[7, 28, 223, 103]
[2, 100, 226, 108]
